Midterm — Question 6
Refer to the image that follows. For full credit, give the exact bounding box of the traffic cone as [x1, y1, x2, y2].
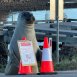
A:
[18, 37, 32, 74]
[22, 37, 27, 40]
[40, 37, 55, 74]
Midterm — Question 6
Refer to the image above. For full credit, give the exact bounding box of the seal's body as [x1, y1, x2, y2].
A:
[5, 12, 40, 75]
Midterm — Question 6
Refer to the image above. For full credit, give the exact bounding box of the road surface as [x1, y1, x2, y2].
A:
[1, 71, 77, 77]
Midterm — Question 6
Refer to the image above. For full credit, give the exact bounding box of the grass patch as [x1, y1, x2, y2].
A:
[54, 58, 77, 71]
[0, 64, 5, 73]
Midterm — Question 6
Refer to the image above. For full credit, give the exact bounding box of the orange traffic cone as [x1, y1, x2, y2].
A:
[18, 37, 32, 74]
[18, 61, 32, 74]
[40, 37, 55, 74]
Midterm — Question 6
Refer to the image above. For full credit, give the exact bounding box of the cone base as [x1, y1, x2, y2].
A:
[18, 73, 38, 75]
[18, 62, 32, 75]
[40, 61, 54, 73]
[18, 66, 32, 74]
[38, 72, 57, 75]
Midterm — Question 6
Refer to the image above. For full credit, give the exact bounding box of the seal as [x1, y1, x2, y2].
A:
[5, 11, 41, 75]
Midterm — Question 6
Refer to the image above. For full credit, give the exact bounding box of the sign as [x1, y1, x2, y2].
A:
[50, 0, 56, 20]
[18, 40, 37, 66]
[58, 0, 64, 20]
[50, 0, 64, 20]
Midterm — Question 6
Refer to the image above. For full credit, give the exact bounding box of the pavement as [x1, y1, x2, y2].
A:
[1, 71, 77, 77]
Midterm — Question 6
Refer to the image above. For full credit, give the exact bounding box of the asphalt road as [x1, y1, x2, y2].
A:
[1, 71, 77, 77]
[1, 74, 77, 77]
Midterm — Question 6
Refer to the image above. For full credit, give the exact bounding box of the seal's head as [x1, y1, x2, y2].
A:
[19, 11, 35, 24]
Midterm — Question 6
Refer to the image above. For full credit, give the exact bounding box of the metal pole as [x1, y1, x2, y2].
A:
[56, 0, 59, 63]
[12, 12, 13, 24]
